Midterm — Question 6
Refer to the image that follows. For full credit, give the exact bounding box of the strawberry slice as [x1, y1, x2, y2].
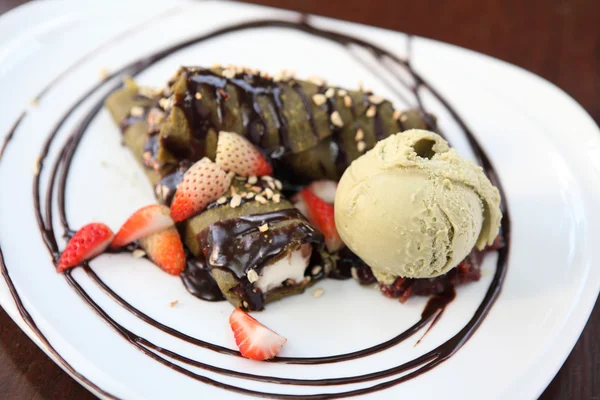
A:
[229, 308, 287, 361]
[170, 157, 231, 222]
[215, 131, 272, 176]
[307, 180, 338, 204]
[111, 204, 173, 249]
[297, 189, 344, 252]
[138, 227, 186, 275]
[57, 223, 114, 272]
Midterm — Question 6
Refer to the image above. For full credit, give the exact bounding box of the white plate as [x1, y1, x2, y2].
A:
[1, 1, 599, 399]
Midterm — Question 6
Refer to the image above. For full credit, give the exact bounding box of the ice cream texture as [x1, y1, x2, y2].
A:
[334, 129, 502, 281]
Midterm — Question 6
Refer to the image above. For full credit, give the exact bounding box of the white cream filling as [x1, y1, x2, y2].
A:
[254, 244, 312, 293]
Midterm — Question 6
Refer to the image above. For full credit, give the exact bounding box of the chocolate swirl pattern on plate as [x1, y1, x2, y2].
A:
[0, 14, 510, 399]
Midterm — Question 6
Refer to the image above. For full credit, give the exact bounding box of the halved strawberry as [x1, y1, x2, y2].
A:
[138, 226, 186, 275]
[229, 308, 287, 361]
[306, 180, 337, 204]
[170, 158, 231, 222]
[215, 131, 272, 176]
[296, 189, 344, 252]
[57, 223, 114, 272]
[111, 204, 173, 249]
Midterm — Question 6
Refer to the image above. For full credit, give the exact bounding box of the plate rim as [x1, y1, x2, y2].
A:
[0, 1, 599, 399]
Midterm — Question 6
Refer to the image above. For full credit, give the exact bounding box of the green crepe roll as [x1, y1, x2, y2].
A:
[104, 67, 437, 184]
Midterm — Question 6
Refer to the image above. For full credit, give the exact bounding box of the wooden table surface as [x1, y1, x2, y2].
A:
[0, 0, 598, 399]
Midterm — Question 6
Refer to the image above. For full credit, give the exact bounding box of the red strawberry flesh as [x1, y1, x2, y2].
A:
[111, 204, 173, 249]
[229, 308, 287, 360]
[57, 223, 114, 272]
[139, 226, 186, 275]
[300, 188, 344, 252]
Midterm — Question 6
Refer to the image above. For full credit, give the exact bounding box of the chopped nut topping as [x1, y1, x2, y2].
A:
[248, 175, 258, 185]
[400, 114, 408, 122]
[195, 92, 202, 100]
[217, 196, 228, 205]
[246, 192, 255, 199]
[211, 62, 222, 69]
[169, 300, 179, 307]
[325, 88, 336, 98]
[272, 193, 281, 203]
[344, 95, 353, 107]
[259, 223, 269, 233]
[357, 141, 367, 152]
[130, 106, 145, 118]
[311, 265, 322, 275]
[230, 185, 237, 195]
[264, 188, 274, 199]
[242, 301, 249, 308]
[312, 94, 327, 106]
[230, 194, 242, 208]
[222, 68, 236, 79]
[261, 176, 274, 181]
[366, 105, 377, 118]
[147, 108, 165, 128]
[312, 288, 324, 298]
[158, 97, 173, 110]
[255, 195, 267, 204]
[98, 67, 110, 80]
[355, 128, 364, 141]
[267, 180, 276, 191]
[259, 71, 271, 79]
[358, 80, 364, 91]
[331, 111, 344, 127]
[132, 249, 146, 259]
[368, 95, 384, 104]
[308, 76, 326, 86]
[337, 90, 347, 97]
[351, 267, 359, 281]
[274, 179, 283, 190]
[274, 70, 294, 82]
[247, 269, 259, 283]
[235, 175, 247, 181]
[251, 186, 262, 193]
[393, 109, 402, 120]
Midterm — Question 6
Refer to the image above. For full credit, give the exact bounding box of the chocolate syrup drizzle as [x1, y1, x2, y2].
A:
[0, 16, 510, 399]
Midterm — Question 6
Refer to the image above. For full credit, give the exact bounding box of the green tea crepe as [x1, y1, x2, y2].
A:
[105, 66, 436, 189]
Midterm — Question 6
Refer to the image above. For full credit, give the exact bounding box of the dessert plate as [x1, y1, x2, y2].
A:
[1, 1, 599, 399]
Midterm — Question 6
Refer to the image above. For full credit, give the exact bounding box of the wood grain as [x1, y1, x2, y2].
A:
[0, 0, 598, 399]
